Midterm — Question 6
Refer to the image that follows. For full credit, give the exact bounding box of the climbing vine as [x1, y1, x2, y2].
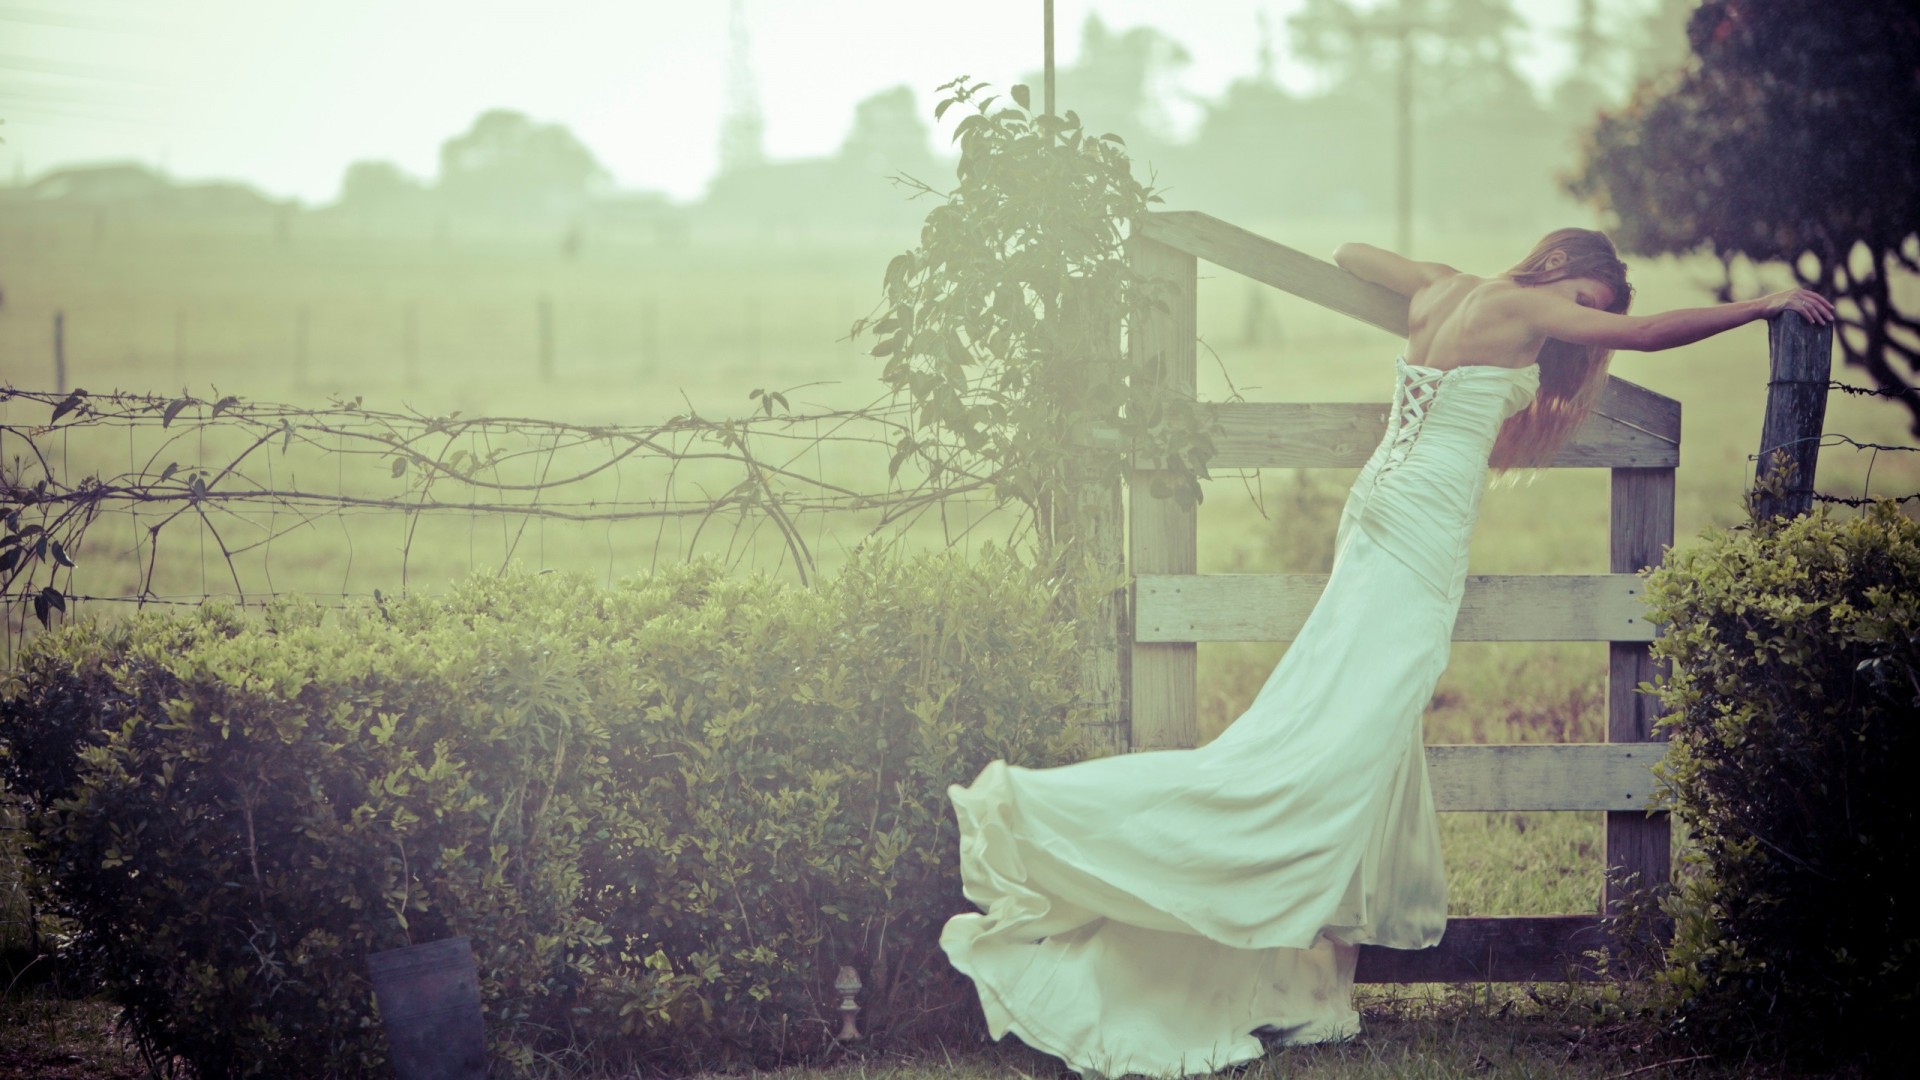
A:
[858, 77, 1217, 555]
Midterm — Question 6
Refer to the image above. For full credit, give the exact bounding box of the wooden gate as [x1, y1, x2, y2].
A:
[1123, 212, 1678, 981]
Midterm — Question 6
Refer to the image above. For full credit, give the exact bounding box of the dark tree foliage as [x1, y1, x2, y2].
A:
[1567, 0, 1920, 432]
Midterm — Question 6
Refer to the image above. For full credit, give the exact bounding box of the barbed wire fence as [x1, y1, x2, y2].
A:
[0, 382, 1042, 664]
[1800, 381, 1920, 508]
[1747, 315, 1920, 520]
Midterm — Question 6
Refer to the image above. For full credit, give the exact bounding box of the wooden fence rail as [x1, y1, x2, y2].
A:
[1118, 211, 1680, 982]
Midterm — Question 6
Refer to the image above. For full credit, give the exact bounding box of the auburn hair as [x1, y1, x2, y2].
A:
[1487, 227, 1634, 477]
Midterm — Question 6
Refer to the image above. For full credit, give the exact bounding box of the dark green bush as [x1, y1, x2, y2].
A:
[0, 544, 1092, 1077]
[1642, 501, 1919, 1068]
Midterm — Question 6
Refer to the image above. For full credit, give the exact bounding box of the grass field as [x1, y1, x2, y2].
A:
[0, 980, 1833, 1080]
[0, 203, 1914, 1077]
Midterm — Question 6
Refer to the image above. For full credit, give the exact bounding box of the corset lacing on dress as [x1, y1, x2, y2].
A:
[1376, 364, 1449, 480]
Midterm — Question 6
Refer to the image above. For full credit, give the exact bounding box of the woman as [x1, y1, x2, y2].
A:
[938, 228, 1834, 1080]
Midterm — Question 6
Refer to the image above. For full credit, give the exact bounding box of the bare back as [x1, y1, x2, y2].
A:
[1403, 274, 1545, 371]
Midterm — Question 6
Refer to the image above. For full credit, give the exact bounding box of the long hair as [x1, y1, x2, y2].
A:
[1487, 227, 1634, 476]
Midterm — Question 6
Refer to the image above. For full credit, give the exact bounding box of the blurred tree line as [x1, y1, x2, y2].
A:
[319, 3, 1693, 239]
[1016, 2, 1684, 232]
[7, 2, 1688, 243]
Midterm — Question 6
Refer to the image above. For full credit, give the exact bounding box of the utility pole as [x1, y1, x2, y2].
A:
[1044, 0, 1056, 118]
[1294, 0, 1452, 256]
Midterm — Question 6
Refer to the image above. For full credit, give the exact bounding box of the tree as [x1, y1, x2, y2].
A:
[437, 109, 610, 215]
[1549, 0, 1625, 125]
[836, 85, 937, 181]
[1282, 0, 1563, 233]
[1020, 12, 1193, 160]
[336, 160, 429, 211]
[1567, 0, 1920, 431]
[1288, 0, 1535, 115]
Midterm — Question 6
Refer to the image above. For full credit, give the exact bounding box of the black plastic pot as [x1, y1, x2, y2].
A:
[367, 936, 488, 1080]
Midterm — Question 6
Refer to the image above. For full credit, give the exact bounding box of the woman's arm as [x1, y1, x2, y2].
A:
[1332, 242, 1460, 297]
[1501, 287, 1835, 352]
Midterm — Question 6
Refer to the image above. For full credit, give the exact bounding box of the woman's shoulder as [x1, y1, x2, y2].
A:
[1410, 271, 1496, 323]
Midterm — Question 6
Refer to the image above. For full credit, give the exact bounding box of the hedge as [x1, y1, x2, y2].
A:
[1642, 501, 1919, 1069]
[0, 544, 1094, 1077]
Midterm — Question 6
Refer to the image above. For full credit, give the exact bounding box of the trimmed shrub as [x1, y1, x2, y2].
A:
[1641, 501, 1919, 1068]
[0, 544, 1092, 1077]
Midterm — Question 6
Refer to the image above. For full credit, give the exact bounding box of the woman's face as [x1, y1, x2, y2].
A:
[1537, 273, 1617, 312]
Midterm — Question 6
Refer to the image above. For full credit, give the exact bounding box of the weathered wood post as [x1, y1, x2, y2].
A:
[403, 301, 419, 387]
[1752, 311, 1834, 519]
[1126, 235, 1198, 752]
[52, 310, 66, 394]
[641, 298, 658, 373]
[1062, 277, 1129, 758]
[1067, 452, 1128, 759]
[537, 294, 555, 381]
[1608, 461, 1676, 946]
[746, 295, 761, 371]
[294, 306, 310, 387]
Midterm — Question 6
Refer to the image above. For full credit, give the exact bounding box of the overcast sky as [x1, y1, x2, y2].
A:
[0, 0, 1640, 205]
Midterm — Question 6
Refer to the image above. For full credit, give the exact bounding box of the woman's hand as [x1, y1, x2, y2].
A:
[1759, 288, 1837, 326]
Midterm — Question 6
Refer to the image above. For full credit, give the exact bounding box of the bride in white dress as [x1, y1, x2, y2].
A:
[938, 228, 1835, 1079]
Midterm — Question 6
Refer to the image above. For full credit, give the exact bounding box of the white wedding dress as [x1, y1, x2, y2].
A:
[940, 357, 1542, 1078]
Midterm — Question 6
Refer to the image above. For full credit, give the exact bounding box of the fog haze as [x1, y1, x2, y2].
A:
[1, 0, 1617, 203]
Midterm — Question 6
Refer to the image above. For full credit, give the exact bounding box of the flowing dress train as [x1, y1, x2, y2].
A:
[939, 356, 1542, 1079]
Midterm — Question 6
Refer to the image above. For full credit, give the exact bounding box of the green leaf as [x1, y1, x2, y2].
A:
[951, 113, 987, 144]
[1011, 84, 1031, 110]
[888, 436, 917, 479]
[883, 252, 913, 291]
[0, 548, 18, 574]
[159, 462, 180, 483]
[211, 395, 240, 418]
[50, 390, 85, 424]
[162, 398, 190, 428]
[391, 456, 409, 477]
[35, 586, 62, 626]
[50, 540, 75, 568]
[934, 97, 956, 122]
